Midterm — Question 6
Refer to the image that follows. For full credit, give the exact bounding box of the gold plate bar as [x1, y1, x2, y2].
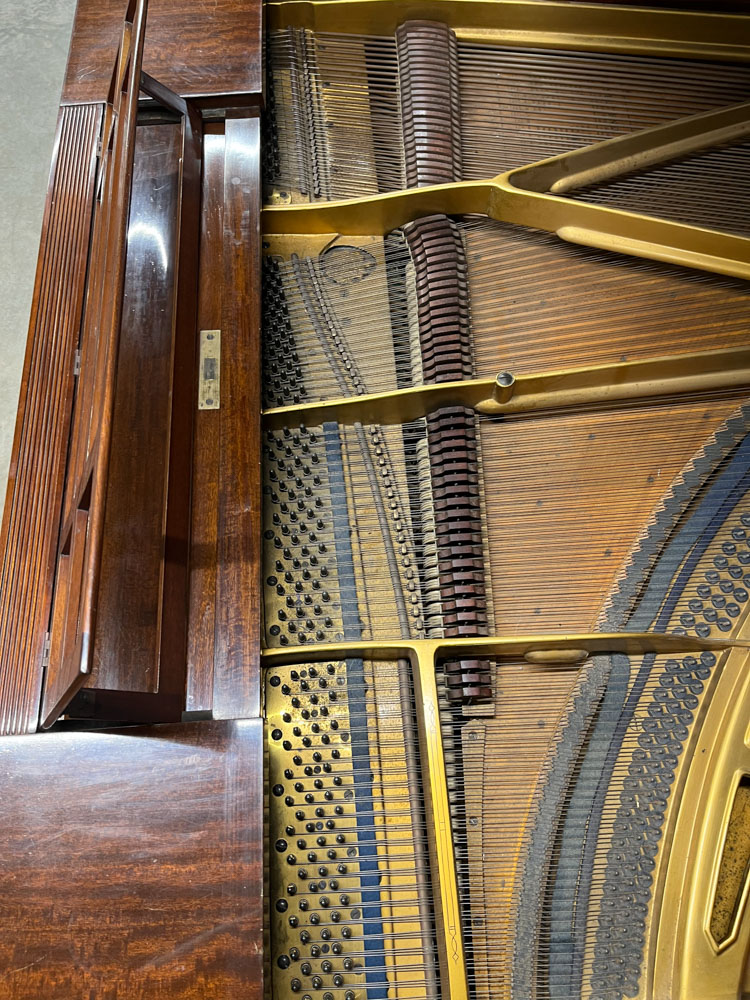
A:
[263, 97, 750, 279]
[266, 0, 750, 62]
[262, 173, 750, 279]
[261, 631, 746, 671]
[511, 100, 750, 195]
[262, 629, 747, 1000]
[262, 346, 750, 430]
[411, 646, 468, 1000]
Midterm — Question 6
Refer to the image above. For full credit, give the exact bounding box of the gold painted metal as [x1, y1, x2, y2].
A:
[262, 173, 750, 281]
[523, 648, 588, 665]
[265, 645, 470, 1000]
[263, 6, 750, 994]
[261, 631, 745, 672]
[651, 611, 750, 1000]
[262, 346, 750, 430]
[265, 665, 369, 1000]
[512, 100, 750, 195]
[266, 0, 750, 62]
[264, 630, 749, 1000]
[263, 632, 749, 1000]
[710, 781, 750, 950]
[263, 626, 746, 1000]
[411, 652, 468, 1000]
[198, 329, 221, 410]
[263, 99, 750, 280]
[266, 659, 433, 1000]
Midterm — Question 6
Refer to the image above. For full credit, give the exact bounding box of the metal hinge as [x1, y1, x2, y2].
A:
[41, 632, 51, 669]
[198, 330, 221, 409]
[73, 349, 81, 377]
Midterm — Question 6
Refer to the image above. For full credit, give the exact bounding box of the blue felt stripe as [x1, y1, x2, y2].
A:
[630, 435, 750, 630]
[323, 422, 387, 999]
[655, 464, 750, 631]
[549, 433, 750, 999]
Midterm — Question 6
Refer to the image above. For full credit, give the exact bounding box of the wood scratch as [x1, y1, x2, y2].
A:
[1, 954, 50, 979]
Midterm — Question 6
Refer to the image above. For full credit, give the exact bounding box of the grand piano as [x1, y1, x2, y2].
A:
[0, 1, 264, 994]
[1, 0, 749, 997]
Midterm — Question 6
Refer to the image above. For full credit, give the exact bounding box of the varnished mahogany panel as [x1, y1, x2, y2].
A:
[62, 0, 263, 107]
[186, 128, 225, 715]
[0, 719, 263, 998]
[214, 115, 262, 720]
[0, 103, 102, 736]
[84, 100, 200, 716]
[90, 122, 182, 695]
[186, 117, 262, 721]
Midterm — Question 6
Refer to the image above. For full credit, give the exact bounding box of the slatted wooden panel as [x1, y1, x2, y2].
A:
[41, 0, 148, 728]
[0, 103, 103, 736]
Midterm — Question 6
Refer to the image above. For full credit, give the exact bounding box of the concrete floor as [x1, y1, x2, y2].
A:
[0, 0, 76, 493]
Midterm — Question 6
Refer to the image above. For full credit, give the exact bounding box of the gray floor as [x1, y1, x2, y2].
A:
[0, 0, 76, 493]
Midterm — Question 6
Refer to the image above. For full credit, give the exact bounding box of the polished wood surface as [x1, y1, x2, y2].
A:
[0, 0, 265, 989]
[0, 103, 102, 736]
[186, 128, 225, 716]
[86, 103, 201, 718]
[1, 2, 264, 731]
[159, 96, 204, 716]
[214, 115, 263, 720]
[0, 719, 263, 999]
[185, 116, 263, 721]
[91, 121, 183, 694]
[62, 0, 264, 107]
